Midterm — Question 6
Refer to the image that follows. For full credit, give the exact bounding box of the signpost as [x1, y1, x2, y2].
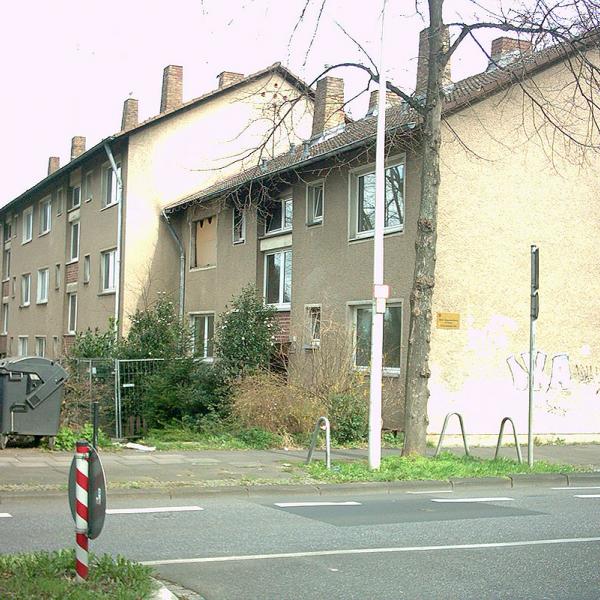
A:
[528, 245, 539, 467]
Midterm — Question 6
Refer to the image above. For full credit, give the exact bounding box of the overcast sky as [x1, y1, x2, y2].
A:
[1, 0, 515, 205]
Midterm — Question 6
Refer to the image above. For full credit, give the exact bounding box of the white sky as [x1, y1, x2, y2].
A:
[0, 0, 516, 204]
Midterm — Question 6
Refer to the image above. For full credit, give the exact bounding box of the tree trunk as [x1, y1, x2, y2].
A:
[403, 0, 445, 455]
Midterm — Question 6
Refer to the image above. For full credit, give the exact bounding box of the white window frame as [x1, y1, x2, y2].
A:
[232, 206, 246, 244]
[304, 304, 321, 348]
[264, 248, 292, 310]
[100, 249, 116, 292]
[348, 155, 405, 240]
[265, 197, 293, 235]
[67, 293, 77, 334]
[306, 181, 324, 226]
[83, 171, 94, 202]
[35, 336, 46, 357]
[2, 248, 10, 281]
[1, 303, 8, 335]
[54, 263, 61, 290]
[69, 221, 80, 262]
[70, 185, 81, 210]
[190, 312, 215, 361]
[21, 273, 31, 307]
[102, 162, 121, 208]
[55, 188, 64, 216]
[36, 268, 49, 304]
[83, 255, 91, 284]
[22, 207, 33, 244]
[18, 336, 28, 357]
[39, 197, 52, 235]
[349, 300, 403, 376]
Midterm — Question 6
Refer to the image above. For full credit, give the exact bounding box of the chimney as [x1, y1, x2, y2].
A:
[217, 71, 244, 88]
[311, 76, 345, 137]
[415, 26, 452, 96]
[160, 65, 183, 113]
[121, 98, 139, 130]
[367, 90, 401, 115]
[70, 136, 86, 160]
[47, 156, 60, 175]
[489, 37, 532, 68]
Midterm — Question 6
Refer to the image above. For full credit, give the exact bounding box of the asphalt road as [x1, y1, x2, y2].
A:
[1, 486, 600, 599]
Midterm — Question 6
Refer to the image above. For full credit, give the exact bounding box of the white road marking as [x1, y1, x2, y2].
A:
[552, 486, 600, 490]
[574, 494, 600, 499]
[0, 513, 12, 518]
[106, 506, 204, 515]
[274, 501, 361, 508]
[141, 536, 600, 566]
[431, 497, 514, 503]
[406, 490, 453, 495]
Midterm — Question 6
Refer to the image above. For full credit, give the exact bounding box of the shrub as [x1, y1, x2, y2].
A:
[68, 325, 117, 359]
[214, 285, 278, 379]
[53, 423, 112, 450]
[327, 392, 369, 444]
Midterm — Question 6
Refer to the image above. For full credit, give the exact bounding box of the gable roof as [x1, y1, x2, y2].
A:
[1, 63, 313, 214]
[165, 34, 594, 214]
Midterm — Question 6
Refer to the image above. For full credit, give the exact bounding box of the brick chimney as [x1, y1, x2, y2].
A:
[70, 136, 86, 160]
[160, 65, 183, 113]
[367, 90, 401, 115]
[217, 71, 244, 88]
[121, 98, 139, 130]
[311, 76, 345, 137]
[489, 37, 532, 68]
[415, 26, 452, 96]
[47, 156, 60, 175]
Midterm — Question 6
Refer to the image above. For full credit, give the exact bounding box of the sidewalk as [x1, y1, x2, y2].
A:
[0, 444, 599, 496]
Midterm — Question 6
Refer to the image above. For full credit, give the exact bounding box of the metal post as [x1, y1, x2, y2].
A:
[114, 359, 121, 439]
[528, 245, 539, 467]
[74, 440, 89, 581]
[368, 0, 387, 471]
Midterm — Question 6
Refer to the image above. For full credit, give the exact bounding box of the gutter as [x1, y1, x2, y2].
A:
[103, 142, 124, 338]
[161, 209, 185, 321]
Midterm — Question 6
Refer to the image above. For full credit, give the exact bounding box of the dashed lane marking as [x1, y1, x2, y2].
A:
[552, 486, 600, 490]
[431, 497, 514, 503]
[0, 513, 12, 518]
[574, 495, 600, 499]
[406, 490, 452, 495]
[274, 502, 362, 508]
[106, 506, 204, 515]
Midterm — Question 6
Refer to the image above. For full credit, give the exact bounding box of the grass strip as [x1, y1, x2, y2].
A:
[305, 451, 582, 482]
[0, 549, 156, 600]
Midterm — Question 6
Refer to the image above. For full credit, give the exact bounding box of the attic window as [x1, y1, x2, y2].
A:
[193, 216, 217, 269]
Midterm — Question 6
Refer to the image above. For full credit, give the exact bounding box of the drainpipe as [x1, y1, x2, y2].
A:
[161, 209, 185, 321]
[103, 142, 123, 338]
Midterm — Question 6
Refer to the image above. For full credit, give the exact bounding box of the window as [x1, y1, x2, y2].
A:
[192, 216, 216, 268]
[305, 305, 321, 348]
[351, 160, 404, 238]
[36, 269, 49, 303]
[232, 206, 246, 244]
[2, 249, 10, 280]
[265, 249, 292, 308]
[35, 336, 46, 357]
[55, 264, 61, 290]
[70, 186, 81, 210]
[22, 207, 33, 243]
[83, 255, 90, 284]
[2, 303, 8, 334]
[101, 249, 116, 291]
[83, 172, 94, 202]
[39, 197, 52, 235]
[3, 220, 12, 242]
[67, 293, 77, 334]
[353, 303, 402, 371]
[265, 197, 293, 234]
[69, 221, 80, 261]
[21, 274, 31, 306]
[55, 188, 64, 216]
[192, 314, 215, 360]
[102, 163, 121, 207]
[18, 336, 28, 357]
[307, 182, 324, 225]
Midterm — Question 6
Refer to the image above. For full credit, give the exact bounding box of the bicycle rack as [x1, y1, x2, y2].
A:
[306, 416, 331, 470]
[494, 417, 523, 463]
[434, 412, 470, 457]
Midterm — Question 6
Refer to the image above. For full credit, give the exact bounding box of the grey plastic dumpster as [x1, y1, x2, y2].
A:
[0, 357, 68, 450]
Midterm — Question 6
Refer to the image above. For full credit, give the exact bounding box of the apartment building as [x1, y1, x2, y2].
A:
[163, 32, 600, 439]
[0, 63, 314, 358]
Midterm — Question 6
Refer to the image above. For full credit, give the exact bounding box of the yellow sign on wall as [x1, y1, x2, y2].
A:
[436, 312, 460, 329]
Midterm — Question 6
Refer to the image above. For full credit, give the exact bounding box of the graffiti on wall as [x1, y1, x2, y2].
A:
[506, 351, 571, 392]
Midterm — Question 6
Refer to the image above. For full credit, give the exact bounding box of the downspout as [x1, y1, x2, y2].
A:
[161, 209, 185, 321]
[103, 142, 123, 339]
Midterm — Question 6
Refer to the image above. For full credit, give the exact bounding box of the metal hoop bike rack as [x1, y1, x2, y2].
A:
[434, 412, 470, 457]
[306, 416, 331, 470]
[494, 417, 522, 463]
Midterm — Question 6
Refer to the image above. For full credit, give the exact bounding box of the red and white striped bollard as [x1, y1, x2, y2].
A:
[75, 440, 89, 581]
